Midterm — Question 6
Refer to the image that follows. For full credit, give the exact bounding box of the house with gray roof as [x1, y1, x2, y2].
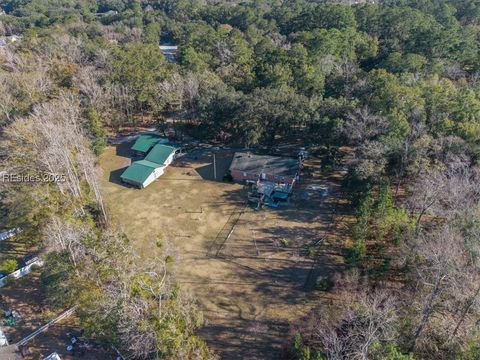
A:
[229, 152, 300, 185]
[229, 152, 301, 207]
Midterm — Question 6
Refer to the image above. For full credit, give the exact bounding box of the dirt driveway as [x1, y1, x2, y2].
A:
[99, 143, 345, 359]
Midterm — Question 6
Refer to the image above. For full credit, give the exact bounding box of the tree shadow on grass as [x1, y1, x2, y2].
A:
[0, 239, 30, 261]
[199, 319, 287, 360]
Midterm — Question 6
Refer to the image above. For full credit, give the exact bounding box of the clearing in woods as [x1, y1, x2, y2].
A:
[99, 142, 349, 359]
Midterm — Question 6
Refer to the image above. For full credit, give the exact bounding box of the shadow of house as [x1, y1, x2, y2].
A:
[195, 163, 217, 181]
[191, 151, 235, 182]
[115, 141, 134, 158]
[109, 166, 129, 186]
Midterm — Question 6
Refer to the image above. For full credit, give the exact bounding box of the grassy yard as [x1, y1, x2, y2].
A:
[98, 142, 347, 359]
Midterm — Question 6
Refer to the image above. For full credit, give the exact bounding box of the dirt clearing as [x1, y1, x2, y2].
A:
[0, 273, 116, 359]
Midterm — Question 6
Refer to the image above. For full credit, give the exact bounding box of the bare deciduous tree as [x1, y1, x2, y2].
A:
[408, 162, 480, 232]
[353, 140, 390, 180]
[184, 72, 200, 118]
[43, 216, 91, 269]
[342, 107, 388, 146]
[314, 290, 398, 360]
[408, 225, 466, 352]
[3, 93, 107, 220]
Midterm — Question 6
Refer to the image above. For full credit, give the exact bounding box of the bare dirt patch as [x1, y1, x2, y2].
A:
[21, 316, 115, 360]
[0, 273, 115, 359]
[99, 143, 347, 359]
[0, 273, 51, 344]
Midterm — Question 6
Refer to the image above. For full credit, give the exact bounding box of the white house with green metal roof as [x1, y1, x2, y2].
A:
[144, 144, 177, 167]
[121, 140, 178, 188]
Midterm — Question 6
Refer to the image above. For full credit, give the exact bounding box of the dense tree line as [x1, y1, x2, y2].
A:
[1, 0, 480, 358]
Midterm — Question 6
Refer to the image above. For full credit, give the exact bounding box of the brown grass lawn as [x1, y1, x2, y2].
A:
[98, 143, 347, 359]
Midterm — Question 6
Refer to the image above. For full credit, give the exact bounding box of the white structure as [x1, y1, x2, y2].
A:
[0, 228, 19, 241]
[121, 144, 178, 188]
[0, 328, 8, 346]
[159, 45, 178, 62]
[159, 45, 178, 51]
[0, 258, 44, 287]
[0, 35, 21, 47]
[44, 353, 61, 360]
[9, 35, 20, 42]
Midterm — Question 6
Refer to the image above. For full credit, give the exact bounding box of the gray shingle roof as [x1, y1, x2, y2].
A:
[229, 152, 299, 177]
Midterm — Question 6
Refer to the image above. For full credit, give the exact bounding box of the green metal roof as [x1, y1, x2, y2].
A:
[144, 144, 176, 165]
[135, 159, 161, 168]
[120, 161, 156, 185]
[131, 134, 165, 153]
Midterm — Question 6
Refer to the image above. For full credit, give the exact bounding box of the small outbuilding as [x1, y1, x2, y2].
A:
[120, 161, 159, 188]
[159, 45, 178, 62]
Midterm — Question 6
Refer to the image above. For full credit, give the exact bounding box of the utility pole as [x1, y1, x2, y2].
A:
[213, 152, 217, 180]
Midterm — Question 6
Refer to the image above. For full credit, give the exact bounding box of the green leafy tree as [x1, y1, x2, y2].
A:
[0, 259, 18, 273]
[143, 22, 161, 44]
[85, 108, 107, 155]
[108, 43, 171, 114]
